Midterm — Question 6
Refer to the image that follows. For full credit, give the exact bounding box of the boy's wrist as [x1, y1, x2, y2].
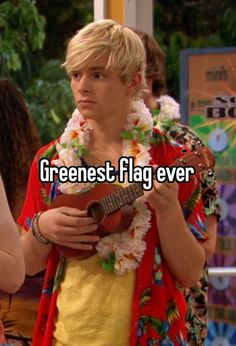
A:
[31, 212, 51, 245]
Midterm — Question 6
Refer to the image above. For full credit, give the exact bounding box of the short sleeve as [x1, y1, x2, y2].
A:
[200, 170, 221, 220]
[17, 143, 56, 231]
[166, 122, 220, 220]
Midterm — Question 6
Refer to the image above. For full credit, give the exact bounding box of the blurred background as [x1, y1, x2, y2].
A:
[1, 0, 236, 144]
[0, 1, 236, 345]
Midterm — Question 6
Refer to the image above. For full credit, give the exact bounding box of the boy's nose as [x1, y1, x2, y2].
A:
[77, 75, 90, 92]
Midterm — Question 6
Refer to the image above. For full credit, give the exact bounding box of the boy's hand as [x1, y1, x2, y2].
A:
[144, 180, 179, 214]
[38, 207, 99, 250]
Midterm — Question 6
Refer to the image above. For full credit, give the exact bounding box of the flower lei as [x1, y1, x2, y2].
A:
[153, 95, 180, 133]
[52, 100, 153, 275]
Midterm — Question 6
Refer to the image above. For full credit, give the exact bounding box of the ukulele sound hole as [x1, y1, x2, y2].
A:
[87, 202, 105, 224]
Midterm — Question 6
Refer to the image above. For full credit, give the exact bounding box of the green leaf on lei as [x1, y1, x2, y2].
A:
[98, 252, 116, 272]
[77, 144, 89, 157]
[72, 138, 79, 148]
[144, 130, 152, 136]
[150, 137, 158, 144]
[137, 132, 146, 142]
[120, 130, 133, 140]
[156, 118, 174, 132]
[40, 143, 57, 159]
[152, 108, 160, 117]
[151, 131, 167, 145]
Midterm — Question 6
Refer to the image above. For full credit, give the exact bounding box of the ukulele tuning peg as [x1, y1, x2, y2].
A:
[180, 158, 186, 164]
[198, 163, 205, 168]
[193, 139, 202, 148]
[207, 169, 214, 177]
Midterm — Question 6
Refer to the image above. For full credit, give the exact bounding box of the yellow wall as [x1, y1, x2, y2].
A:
[107, 0, 124, 24]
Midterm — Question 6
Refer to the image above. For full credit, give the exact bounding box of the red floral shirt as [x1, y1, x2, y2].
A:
[18, 129, 207, 346]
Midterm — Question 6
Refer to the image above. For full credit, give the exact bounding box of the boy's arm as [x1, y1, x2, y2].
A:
[145, 179, 206, 288]
[18, 148, 98, 276]
[17, 146, 54, 276]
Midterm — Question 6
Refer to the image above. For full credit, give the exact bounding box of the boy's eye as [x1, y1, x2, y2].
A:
[93, 72, 105, 79]
[71, 71, 81, 80]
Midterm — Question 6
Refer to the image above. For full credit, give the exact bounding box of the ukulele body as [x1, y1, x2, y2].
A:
[48, 146, 215, 259]
[49, 183, 134, 259]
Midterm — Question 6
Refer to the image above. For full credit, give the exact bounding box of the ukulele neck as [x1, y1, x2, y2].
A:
[100, 183, 143, 215]
[99, 146, 215, 216]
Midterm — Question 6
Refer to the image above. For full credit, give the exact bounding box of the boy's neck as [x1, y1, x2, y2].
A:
[85, 126, 123, 168]
[84, 107, 129, 166]
[143, 94, 157, 112]
[87, 103, 131, 147]
[89, 120, 123, 150]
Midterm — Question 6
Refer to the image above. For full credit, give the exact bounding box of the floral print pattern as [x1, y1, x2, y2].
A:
[18, 128, 207, 346]
[154, 97, 220, 345]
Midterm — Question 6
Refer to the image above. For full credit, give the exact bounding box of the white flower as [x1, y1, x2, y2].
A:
[66, 108, 83, 130]
[126, 100, 153, 132]
[58, 148, 80, 166]
[157, 95, 180, 120]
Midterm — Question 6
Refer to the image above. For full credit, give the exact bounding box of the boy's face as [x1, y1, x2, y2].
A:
[70, 56, 132, 122]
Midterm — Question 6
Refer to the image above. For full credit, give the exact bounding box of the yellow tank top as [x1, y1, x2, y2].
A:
[53, 254, 135, 346]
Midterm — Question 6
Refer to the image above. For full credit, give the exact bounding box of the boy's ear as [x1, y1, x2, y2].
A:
[126, 72, 142, 96]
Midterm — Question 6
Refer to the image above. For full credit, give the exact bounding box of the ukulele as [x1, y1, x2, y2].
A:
[49, 146, 215, 259]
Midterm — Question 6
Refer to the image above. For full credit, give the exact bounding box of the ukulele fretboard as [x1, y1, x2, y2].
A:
[101, 183, 143, 215]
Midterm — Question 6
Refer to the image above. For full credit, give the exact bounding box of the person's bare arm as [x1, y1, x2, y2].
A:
[21, 227, 52, 276]
[203, 214, 217, 260]
[21, 206, 99, 276]
[145, 180, 205, 288]
[0, 177, 25, 293]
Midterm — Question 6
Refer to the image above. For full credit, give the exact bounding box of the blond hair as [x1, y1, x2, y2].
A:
[63, 19, 146, 96]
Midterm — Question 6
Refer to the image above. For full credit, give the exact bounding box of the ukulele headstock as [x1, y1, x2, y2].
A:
[174, 146, 215, 174]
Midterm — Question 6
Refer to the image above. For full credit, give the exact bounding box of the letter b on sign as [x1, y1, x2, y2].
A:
[206, 107, 226, 118]
[206, 106, 236, 118]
